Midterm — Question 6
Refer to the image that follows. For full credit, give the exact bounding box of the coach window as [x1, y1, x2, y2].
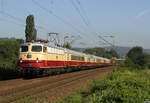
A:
[32, 45, 42, 52]
[71, 55, 76, 60]
[43, 47, 47, 52]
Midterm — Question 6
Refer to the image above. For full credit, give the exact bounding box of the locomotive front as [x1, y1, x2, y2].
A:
[18, 42, 47, 69]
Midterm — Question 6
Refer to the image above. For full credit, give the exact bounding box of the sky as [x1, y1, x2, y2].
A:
[0, 0, 150, 49]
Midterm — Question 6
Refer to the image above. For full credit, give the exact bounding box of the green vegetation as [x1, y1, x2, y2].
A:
[83, 47, 119, 59]
[0, 39, 24, 80]
[109, 48, 119, 58]
[25, 14, 37, 41]
[124, 46, 150, 69]
[56, 68, 150, 103]
[63, 42, 72, 49]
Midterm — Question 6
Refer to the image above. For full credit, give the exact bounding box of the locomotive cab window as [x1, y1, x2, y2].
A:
[32, 46, 42, 52]
[21, 46, 28, 52]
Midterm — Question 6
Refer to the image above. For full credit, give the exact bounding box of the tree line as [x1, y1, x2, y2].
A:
[83, 47, 118, 59]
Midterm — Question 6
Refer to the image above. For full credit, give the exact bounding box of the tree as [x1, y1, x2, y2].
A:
[137, 53, 149, 68]
[124, 58, 135, 68]
[109, 49, 119, 58]
[83, 47, 119, 59]
[84, 47, 106, 57]
[127, 46, 149, 68]
[32, 28, 37, 40]
[63, 42, 72, 49]
[127, 46, 143, 65]
[0, 39, 23, 69]
[25, 14, 37, 41]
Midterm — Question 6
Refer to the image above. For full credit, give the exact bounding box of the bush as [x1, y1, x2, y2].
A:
[56, 68, 150, 103]
[87, 69, 150, 103]
[121, 58, 135, 68]
[56, 92, 83, 103]
[127, 46, 150, 69]
[0, 39, 24, 80]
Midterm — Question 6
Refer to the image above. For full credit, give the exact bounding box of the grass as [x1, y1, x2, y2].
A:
[56, 67, 150, 103]
[13, 91, 49, 103]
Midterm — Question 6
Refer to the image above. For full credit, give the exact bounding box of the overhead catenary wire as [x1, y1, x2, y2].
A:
[75, 0, 92, 26]
[50, 0, 54, 12]
[0, 10, 49, 32]
[73, 0, 94, 30]
[0, 11, 23, 22]
[69, 0, 97, 35]
[0, 17, 46, 36]
[68, 1, 94, 32]
[0, 17, 25, 27]
[73, 0, 96, 33]
[69, 0, 89, 26]
[32, 0, 87, 37]
[67, 0, 101, 46]
[0, 13, 48, 39]
[69, 0, 101, 45]
[98, 35, 113, 46]
[74, 0, 114, 46]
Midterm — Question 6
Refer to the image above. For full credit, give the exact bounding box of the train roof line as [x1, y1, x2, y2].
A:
[21, 41, 110, 60]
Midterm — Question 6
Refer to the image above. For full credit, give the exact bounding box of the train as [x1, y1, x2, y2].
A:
[18, 40, 115, 76]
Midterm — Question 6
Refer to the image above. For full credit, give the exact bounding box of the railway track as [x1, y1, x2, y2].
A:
[0, 66, 116, 103]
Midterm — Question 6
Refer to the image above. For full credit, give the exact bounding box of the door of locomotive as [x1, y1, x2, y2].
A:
[43, 46, 48, 66]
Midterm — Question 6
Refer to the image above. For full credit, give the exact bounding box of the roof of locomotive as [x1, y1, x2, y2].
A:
[21, 42, 44, 46]
[21, 42, 110, 60]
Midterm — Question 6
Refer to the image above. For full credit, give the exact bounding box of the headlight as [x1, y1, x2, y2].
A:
[20, 58, 22, 63]
[20, 60, 23, 63]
